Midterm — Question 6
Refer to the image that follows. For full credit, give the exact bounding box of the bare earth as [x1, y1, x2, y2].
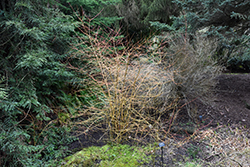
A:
[155, 73, 250, 167]
[201, 74, 250, 128]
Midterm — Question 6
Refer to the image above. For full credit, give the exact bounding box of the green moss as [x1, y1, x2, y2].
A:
[183, 162, 202, 167]
[62, 144, 156, 167]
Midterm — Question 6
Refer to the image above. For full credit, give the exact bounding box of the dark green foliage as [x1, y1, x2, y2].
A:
[0, 0, 125, 165]
[161, 0, 250, 71]
[0, 0, 80, 166]
[0, 121, 73, 166]
[59, 0, 122, 28]
[116, 0, 180, 41]
[173, 0, 250, 32]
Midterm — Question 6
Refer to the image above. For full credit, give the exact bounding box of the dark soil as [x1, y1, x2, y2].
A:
[201, 74, 250, 128]
[68, 73, 250, 166]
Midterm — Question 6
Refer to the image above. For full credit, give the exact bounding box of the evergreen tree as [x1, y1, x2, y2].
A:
[116, 0, 180, 40]
[169, 0, 250, 71]
[173, 0, 250, 34]
[59, 0, 122, 28]
[0, 0, 79, 166]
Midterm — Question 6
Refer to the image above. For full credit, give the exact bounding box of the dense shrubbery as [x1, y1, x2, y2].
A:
[0, 0, 123, 166]
[115, 0, 180, 41]
[0, 1, 79, 166]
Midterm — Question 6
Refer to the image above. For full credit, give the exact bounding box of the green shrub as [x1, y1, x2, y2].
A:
[0, 1, 79, 166]
[170, 0, 250, 71]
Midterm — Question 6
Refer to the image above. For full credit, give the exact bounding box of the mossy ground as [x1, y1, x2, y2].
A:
[61, 143, 157, 167]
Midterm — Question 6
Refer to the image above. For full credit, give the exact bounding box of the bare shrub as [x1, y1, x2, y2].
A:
[94, 44, 178, 143]
[70, 18, 223, 143]
[162, 35, 224, 119]
[107, 62, 174, 111]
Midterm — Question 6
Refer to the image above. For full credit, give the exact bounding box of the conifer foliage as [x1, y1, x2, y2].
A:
[0, 0, 124, 165]
[0, 0, 78, 166]
[116, 0, 180, 40]
[171, 0, 250, 71]
[59, 0, 122, 27]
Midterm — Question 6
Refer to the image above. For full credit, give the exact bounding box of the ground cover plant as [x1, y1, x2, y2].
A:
[64, 124, 250, 166]
[62, 143, 158, 166]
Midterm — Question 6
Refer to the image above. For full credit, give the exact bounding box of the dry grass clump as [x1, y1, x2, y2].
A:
[161, 34, 224, 119]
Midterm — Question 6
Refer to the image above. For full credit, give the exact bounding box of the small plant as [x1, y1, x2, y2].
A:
[183, 161, 202, 167]
[187, 144, 200, 159]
